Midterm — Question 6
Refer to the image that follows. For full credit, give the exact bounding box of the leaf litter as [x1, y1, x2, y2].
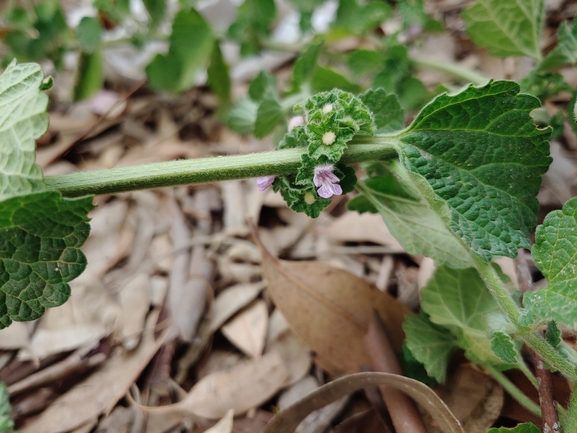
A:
[3, 1, 577, 432]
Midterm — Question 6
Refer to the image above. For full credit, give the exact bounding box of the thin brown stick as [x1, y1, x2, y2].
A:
[516, 249, 560, 432]
[364, 311, 428, 433]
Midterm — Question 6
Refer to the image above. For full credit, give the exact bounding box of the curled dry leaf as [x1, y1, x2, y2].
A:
[203, 409, 234, 433]
[264, 328, 311, 386]
[221, 299, 268, 358]
[252, 226, 410, 373]
[210, 282, 265, 332]
[135, 351, 289, 433]
[263, 372, 464, 433]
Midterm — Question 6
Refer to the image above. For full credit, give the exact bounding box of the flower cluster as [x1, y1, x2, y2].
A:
[255, 89, 374, 217]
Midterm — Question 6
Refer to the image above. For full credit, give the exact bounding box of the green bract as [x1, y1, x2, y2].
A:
[0, 61, 93, 328]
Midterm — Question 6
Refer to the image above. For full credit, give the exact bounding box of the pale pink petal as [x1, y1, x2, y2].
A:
[256, 176, 276, 191]
[288, 116, 305, 131]
[317, 182, 342, 198]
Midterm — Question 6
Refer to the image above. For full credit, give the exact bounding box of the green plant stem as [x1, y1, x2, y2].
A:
[485, 364, 542, 417]
[518, 360, 539, 389]
[563, 389, 577, 430]
[412, 58, 488, 85]
[473, 256, 577, 382]
[44, 141, 398, 197]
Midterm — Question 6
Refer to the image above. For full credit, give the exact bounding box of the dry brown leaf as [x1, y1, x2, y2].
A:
[221, 300, 268, 358]
[0, 322, 30, 350]
[20, 310, 166, 433]
[139, 352, 289, 432]
[118, 273, 151, 350]
[322, 212, 404, 251]
[263, 372, 464, 433]
[203, 409, 234, 433]
[210, 282, 265, 332]
[181, 351, 289, 418]
[264, 329, 311, 386]
[277, 376, 319, 410]
[254, 230, 410, 374]
[333, 408, 383, 433]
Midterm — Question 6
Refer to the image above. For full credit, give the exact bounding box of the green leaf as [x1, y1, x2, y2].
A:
[207, 42, 231, 107]
[77, 17, 102, 53]
[487, 423, 540, 433]
[73, 51, 103, 101]
[420, 266, 511, 365]
[547, 321, 561, 348]
[0, 383, 17, 433]
[537, 20, 577, 71]
[311, 66, 361, 94]
[289, 41, 323, 94]
[334, 0, 391, 35]
[346, 49, 382, 78]
[360, 89, 404, 133]
[524, 197, 577, 327]
[249, 71, 276, 102]
[142, 0, 166, 27]
[398, 80, 552, 261]
[226, 97, 258, 134]
[520, 71, 571, 101]
[491, 331, 519, 364]
[403, 312, 459, 383]
[463, 0, 544, 59]
[0, 62, 48, 200]
[352, 165, 473, 269]
[254, 97, 283, 138]
[0, 192, 93, 328]
[0, 61, 94, 328]
[146, 8, 213, 92]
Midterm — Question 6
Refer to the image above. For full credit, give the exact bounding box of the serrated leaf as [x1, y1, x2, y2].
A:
[524, 197, 577, 327]
[403, 312, 459, 383]
[334, 0, 391, 35]
[73, 50, 103, 101]
[491, 331, 518, 364]
[360, 89, 404, 133]
[146, 8, 213, 92]
[398, 80, 551, 261]
[537, 21, 577, 72]
[352, 167, 473, 269]
[420, 266, 510, 365]
[0, 61, 94, 328]
[207, 42, 231, 107]
[311, 66, 361, 94]
[0, 192, 93, 328]
[77, 17, 102, 53]
[254, 97, 283, 138]
[487, 423, 540, 433]
[463, 0, 544, 59]
[0, 61, 47, 200]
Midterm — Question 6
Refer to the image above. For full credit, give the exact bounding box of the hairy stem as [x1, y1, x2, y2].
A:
[473, 256, 577, 382]
[563, 389, 577, 432]
[44, 141, 398, 197]
[485, 365, 542, 417]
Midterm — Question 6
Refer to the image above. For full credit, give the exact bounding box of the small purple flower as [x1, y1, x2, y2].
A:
[313, 165, 342, 199]
[256, 175, 276, 191]
[288, 116, 305, 131]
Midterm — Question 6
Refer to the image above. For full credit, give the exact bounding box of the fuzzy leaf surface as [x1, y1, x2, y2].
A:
[487, 423, 540, 433]
[420, 266, 510, 365]
[360, 89, 404, 133]
[537, 20, 577, 71]
[0, 61, 94, 328]
[463, 0, 544, 59]
[398, 80, 551, 261]
[524, 197, 577, 327]
[0, 61, 48, 200]
[491, 331, 518, 364]
[403, 312, 458, 383]
[351, 168, 472, 269]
